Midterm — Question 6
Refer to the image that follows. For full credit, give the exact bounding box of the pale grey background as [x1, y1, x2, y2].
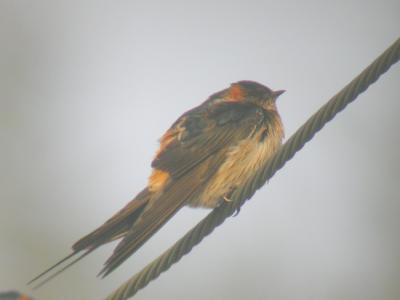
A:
[1, 1, 399, 300]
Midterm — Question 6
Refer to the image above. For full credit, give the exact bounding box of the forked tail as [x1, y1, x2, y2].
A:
[27, 188, 151, 288]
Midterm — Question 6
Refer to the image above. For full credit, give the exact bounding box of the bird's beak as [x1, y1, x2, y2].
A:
[273, 90, 285, 98]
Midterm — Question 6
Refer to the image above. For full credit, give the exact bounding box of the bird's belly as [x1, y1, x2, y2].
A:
[189, 132, 282, 208]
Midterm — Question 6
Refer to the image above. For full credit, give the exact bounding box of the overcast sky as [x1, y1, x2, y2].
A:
[1, 1, 399, 300]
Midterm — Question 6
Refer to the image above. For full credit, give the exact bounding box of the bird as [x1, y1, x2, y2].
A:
[29, 80, 285, 287]
[0, 291, 32, 300]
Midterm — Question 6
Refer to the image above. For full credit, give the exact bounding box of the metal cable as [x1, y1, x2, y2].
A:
[106, 37, 400, 300]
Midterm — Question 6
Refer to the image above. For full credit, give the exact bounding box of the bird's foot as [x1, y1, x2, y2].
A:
[223, 195, 232, 202]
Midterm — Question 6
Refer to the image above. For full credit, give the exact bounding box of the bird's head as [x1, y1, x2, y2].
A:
[224, 80, 285, 111]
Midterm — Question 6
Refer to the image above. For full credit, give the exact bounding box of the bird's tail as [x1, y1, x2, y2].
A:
[97, 162, 217, 277]
[27, 188, 151, 288]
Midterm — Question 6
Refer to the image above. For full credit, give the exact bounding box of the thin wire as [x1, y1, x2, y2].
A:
[106, 37, 400, 300]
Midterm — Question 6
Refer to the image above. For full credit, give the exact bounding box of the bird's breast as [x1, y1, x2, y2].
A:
[189, 117, 284, 208]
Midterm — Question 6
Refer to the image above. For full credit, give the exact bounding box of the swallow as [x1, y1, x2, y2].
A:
[0, 291, 32, 300]
[29, 80, 285, 287]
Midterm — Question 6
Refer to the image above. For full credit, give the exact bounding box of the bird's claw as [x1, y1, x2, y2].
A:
[223, 195, 232, 202]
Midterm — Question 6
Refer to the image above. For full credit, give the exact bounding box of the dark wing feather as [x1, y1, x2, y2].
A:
[99, 101, 265, 276]
[152, 102, 264, 177]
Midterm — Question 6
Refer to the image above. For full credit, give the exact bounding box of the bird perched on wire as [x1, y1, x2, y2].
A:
[29, 80, 285, 287]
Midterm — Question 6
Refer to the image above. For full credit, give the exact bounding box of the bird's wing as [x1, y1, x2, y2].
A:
[151, 100, 268, 177]
[99, 101, 266, 276]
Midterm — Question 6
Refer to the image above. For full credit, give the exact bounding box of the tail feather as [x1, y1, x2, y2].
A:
[30, 248, 95, 289]
[73, 188, 150, 251]
[98, 154, 221, 277]
[28, 188, 151, 287]
[27, 251, 80, 285]
[98, 190, 193, 277]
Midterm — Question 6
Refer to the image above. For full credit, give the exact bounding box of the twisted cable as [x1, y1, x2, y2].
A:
[106, 37, 400, 300]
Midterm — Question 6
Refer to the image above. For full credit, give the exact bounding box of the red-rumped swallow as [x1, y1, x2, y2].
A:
[29, 80, 285, 286]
